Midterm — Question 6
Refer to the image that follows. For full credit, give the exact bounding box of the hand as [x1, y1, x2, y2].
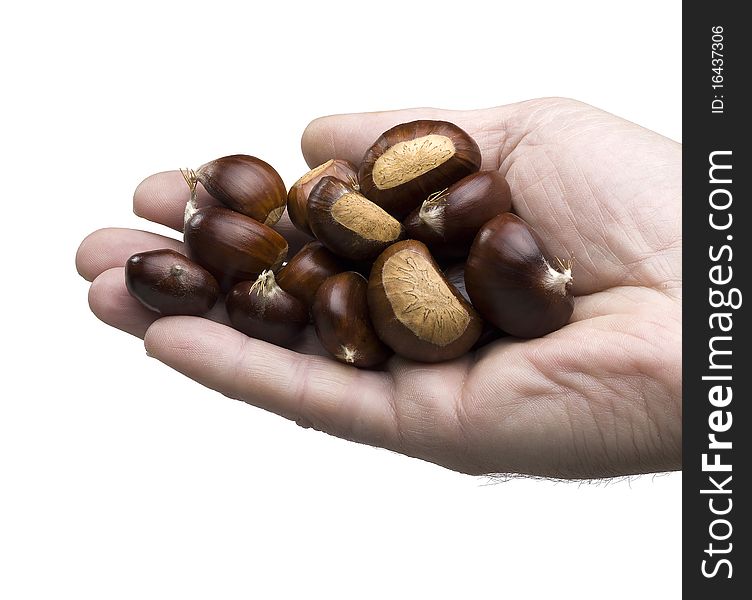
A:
[76, 98, 681, 478]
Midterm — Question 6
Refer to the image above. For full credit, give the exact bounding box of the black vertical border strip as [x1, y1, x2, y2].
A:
[683, 3, 749, 597]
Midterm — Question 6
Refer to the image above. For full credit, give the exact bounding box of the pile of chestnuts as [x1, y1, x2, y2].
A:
[124, 120, 574, 368]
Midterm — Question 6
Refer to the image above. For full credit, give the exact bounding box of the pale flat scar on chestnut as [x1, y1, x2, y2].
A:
[331, 193, 402, 242]
[372, 135, 456, 189]
[382, 251, 469, 345]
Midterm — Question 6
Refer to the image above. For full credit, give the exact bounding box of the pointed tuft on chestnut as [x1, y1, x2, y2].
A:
[226, 270, 309, 347]
[308, 176, 404, 261]
[125, 249, 220, 316]
[367, 240, 482, 362]
[182, 154, 287, 226]
[403, 171, 512, 259]
[465, 213, 574, 338]
[184, 206, 288, 292]
[287, 159, 359, 236]
[275, 240, 344, 308]
[312, 272, 391, 368]
[358, 120, 482, 219]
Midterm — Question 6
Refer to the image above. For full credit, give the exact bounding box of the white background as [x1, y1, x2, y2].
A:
[1, 1, 681, 598]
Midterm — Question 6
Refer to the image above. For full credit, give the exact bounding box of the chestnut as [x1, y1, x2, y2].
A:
[308, 176, 403, 261]
[367, 240, 482, 362]
[443, 262, 471, 303]
[358, 120, 482, 219]
[444, 263, 504, 350]
[465, 213, 574, 338]
[312, 272, 391, 368]
[183, 154, 287, 226]
[403, 171, 512, 259]
[287, 159, 359, 236]
[226, 271, 309, 347]
[275, 241, 344, 308]
[124, 249, 219, 316]
[184, 205, 288, 292]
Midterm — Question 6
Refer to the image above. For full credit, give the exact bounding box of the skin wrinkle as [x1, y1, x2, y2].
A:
[581, 373, 649, 470]
[461, 114, 504, 170]
[326, 369, 370, 442]
[586, 201, 624, 269]
[440, 358, 476, 468]
[383, 370, 406, 453]
[528, 363, 613, 468]
[554, 114, 614, 145]
[289, 354, 396, 449]
[575, 285, 669, 320]
[391, 364, 463, 454]
[624, 404, 646, 469]
[561, 397, 606, 477]
[623, 197, 669, 259]
[493, 125, 531, 174]
[585, 377, 629, 463]
[607, 338, 679, 441]
[630, 214, 682, 292]
[293, 357, 362, 441]
[467, 344, 558, 433]
[633, 387, 662, 465]
[204, 327, 256, 398]
[532, 393, 599, 477]
[516, 317, 678, 468]
[599, 144, 679, 241]
[618, 373, 675, 470]
[478, 298, 672, 476]
[350, 372, 399, 447]
[478, 390, 562, 474]
[572, 159, 634, 264]
[225, 334, 255, 403]
[582, 195, 671, 294]
[290, 353, 318, 428]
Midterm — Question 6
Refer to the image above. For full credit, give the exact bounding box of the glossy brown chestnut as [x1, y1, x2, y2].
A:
[308, 176, 403, 261]
[287, 159, 359, 236]
[403, 171, 512, 259]
[444, 262, 504, 350]
[465, 213, 574, 338]
[124, 249, 220, 316]
[358, 120, 482, 219]
[443, 262, 472, 303]
[226, 271, 309, 347]
[312, 272, 391, 368]
[183, 154, 287, 226]
[367, 240, 482, 362]
[275, 241, 344, 308]
[184, 206, 288, 291]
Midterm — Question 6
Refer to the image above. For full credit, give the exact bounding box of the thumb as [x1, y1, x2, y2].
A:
[300, 104, 524, 171]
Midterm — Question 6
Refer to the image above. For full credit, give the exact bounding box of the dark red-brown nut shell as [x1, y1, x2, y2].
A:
[367, 240, 482, 362]
[404, 171, 512, 259]
[195, 154, 287, 226]
[275, 241, 344, 308]
[287, 159, 359, 236]
[124, 249, 220, 316]
[465, 213, 574, 338]
[443, 262, 505, 350]
[226, 271, 309, 347]
[312, 272, 391, 368]
[184, 206, 288, 292]
[358, 120, 482, 219]
[308, 176, 403, 261]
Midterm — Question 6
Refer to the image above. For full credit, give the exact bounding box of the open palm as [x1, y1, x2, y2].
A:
[77, 98, 681, 478]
